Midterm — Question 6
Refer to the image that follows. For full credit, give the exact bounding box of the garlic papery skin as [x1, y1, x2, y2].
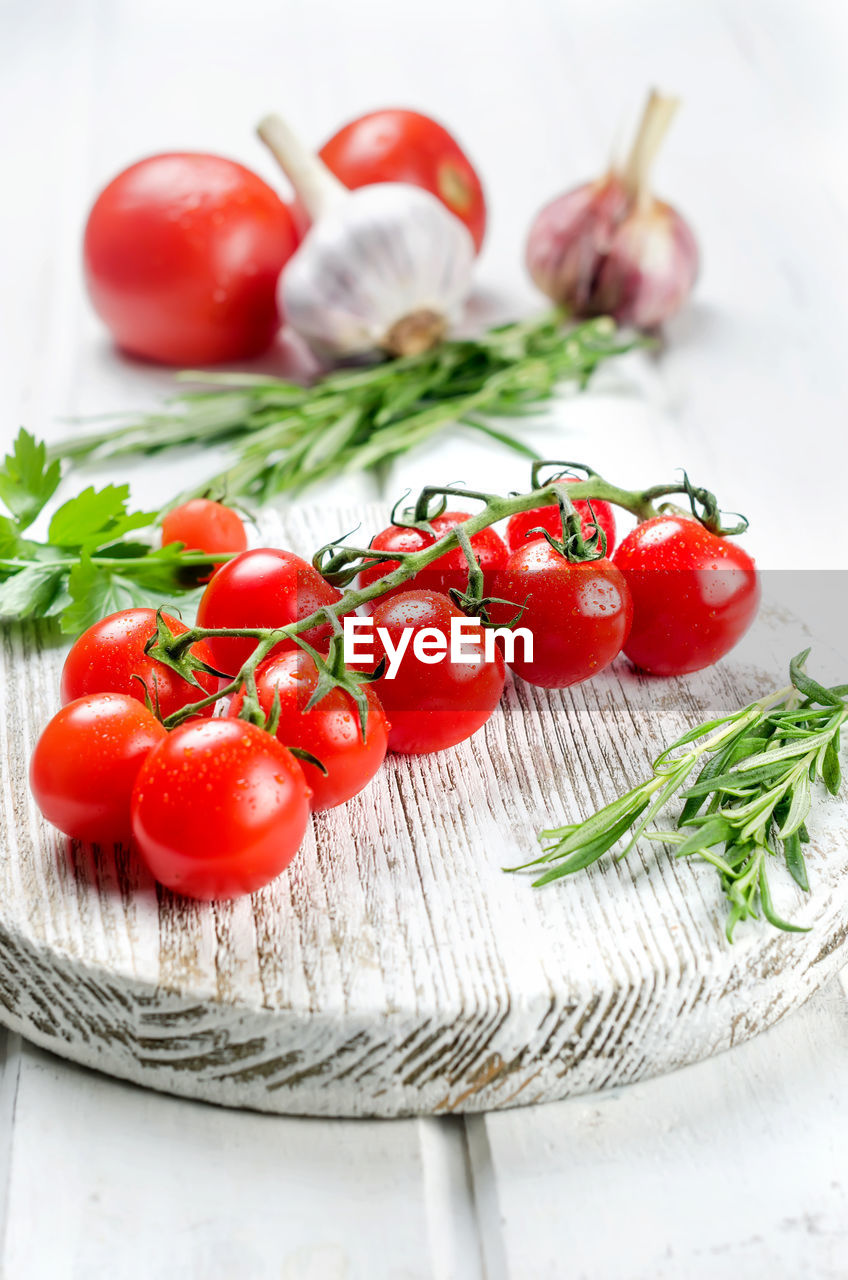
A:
[281, 183, 475, 357]
[525, 175, 630, 317]
[525, 91, 699, 329]
[591, 197, 699, 329]
[258, 114, 475, 359]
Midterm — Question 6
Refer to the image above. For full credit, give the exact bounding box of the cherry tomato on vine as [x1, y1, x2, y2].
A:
[229, 650, 389, 811]
[161, 498, 248, 577]
[60, 608, 218, 719]
[30, 694, 167, 844]
[491, 542, 633, 688]
[290, 110, 486, 252]
[506, 481, 617, 556]
[131, 718, 311, 900]
[196, 548, 342, 675]
[359, 512, 508, 610]
[355, 589, 505, 754]
[84, 153, 298, 365]
[613, 516, 760, 676]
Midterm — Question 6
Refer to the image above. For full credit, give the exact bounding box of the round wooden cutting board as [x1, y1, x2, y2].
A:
[0, 504, 846, 1118]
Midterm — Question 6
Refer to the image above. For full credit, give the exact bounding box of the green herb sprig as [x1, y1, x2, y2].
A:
[0, 430, 234, 634]
[50, 313, 639, 502]
[516, 652, 846, 941]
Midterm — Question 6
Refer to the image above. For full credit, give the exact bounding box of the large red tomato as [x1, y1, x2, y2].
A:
[491, 541, 632, 688]
[613, 516, 760, 675]
[30, 693, 167, 844]
[60, 608, 218, 719]
[84, 154, 298, 365]
[291, 110, 486, 252]
[131, 719, 311, 900]
[196, 548, 342, 676]
[358, 589, 505, 754]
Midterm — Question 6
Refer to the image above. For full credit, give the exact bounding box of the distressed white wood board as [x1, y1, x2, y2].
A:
[0, 502, 846, 1120]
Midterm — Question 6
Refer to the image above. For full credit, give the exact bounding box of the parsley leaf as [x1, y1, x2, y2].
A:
[0, 430, 62, 530]
[48, 484, 156, 550]
[63, 555, 203, 635]
[0, 514, 21, 559]
[0, 564, 68, 619]
[0, 432, 219, 636]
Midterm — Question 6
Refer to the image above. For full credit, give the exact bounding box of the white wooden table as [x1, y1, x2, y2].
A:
[1, 0, 847, 1274]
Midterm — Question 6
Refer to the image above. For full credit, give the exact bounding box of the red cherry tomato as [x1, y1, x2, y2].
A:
[358, 589, 505, 754]
[30, 694, 167, 844]
[291, 110, 486, 252]
[131, 718, 311, 900]
[613, 516, 760, 676]
[506, 481, 617, 556]
[359, 512, 508, 610]
[196, 547, 342, 675]
[161, 499, 248, 575]
[491, 542, 633, 688]
[84, 154, 298, 365]
[229, 649, 389, 810]
[60, 608, 218, 719]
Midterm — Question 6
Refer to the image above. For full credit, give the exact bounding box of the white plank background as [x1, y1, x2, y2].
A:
[1, 0, 847, 1275]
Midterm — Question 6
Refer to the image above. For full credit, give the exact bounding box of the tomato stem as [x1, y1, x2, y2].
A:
[160, 464, 747, 722]
[162, 630, 284, 729]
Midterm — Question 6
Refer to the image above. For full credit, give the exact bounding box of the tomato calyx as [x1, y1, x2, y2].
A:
[531, 481, 609, 564]
[233, 680, 329, 776]
[227, 617, 386, 744]
[130, 671, 164, 721]
[296, 630, 386, 741]
[508, 464, 611, 565]
[669, 471, 750, 537]
[143, 609, 232, 697]
[442, 523, 524, 626]
[389, 486, 450, 534]
[314, 534, 404, 588]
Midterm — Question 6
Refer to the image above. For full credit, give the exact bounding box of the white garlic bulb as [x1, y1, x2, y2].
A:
[258, 114, 475, 358]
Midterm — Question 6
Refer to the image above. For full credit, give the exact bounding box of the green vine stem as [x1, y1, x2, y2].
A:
[151, 461, 748, 728]
[0, 550, 238, 575]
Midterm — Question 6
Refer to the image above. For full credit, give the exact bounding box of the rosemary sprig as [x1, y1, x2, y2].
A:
[516, 652, 846, 941]
[50, 313, 639, 502]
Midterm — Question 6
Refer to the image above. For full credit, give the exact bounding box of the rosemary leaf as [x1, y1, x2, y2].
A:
[527, 654, 847, 941]
[50, 313, 640, 501]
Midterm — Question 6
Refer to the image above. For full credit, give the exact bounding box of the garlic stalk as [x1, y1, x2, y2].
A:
[257, 114, 475, 358]
[525, 90, 699, 330]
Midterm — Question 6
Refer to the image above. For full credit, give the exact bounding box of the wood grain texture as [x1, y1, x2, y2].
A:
[0, 503, 846, 1118]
